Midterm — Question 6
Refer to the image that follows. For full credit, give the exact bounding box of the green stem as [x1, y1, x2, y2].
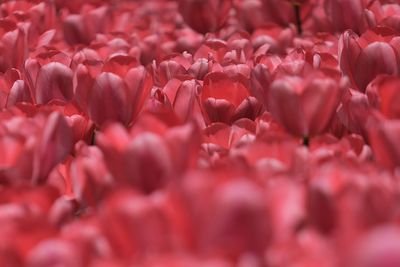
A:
[90, 130, 96, 146]
[293, 4, 302, 35]
[303, 136, 309, 147]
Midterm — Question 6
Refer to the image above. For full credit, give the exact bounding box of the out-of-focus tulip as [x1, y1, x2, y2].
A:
[0, 112, 73, 185]
[348, 226, 400, 267]
[366, 75, 400, 119]
[367, 114, 400, 169]
[62, 5, 109, 45]
[182, 176, 270, 258]
[324, 0, 373, 33]
[97, 120, 200, 193]
[178, 0, 232, 34]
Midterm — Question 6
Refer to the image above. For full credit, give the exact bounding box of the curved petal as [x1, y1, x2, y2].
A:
[35, 62, 73, 104]
[88, 72, 128, 126]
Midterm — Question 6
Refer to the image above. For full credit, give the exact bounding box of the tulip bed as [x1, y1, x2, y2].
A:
[1, 0, 400, 266]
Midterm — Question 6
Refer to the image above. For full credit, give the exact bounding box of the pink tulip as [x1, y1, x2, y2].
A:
[201, 72, 261, 124]
[0, 112, 73, 185]
[0, 20, 28, 72]
[268, 71, 342, 137]
[74, 56, 153, 127]
[366, 75, 400, 119]
[178, 0, 232, 34]
[339, 29, 400, 91]
[324, 0, 373, 33]
[62, 5, 109, 45]
[367, 114, 400, 169]
[97, 121, 200, 192]
[348, 226, 400, 267]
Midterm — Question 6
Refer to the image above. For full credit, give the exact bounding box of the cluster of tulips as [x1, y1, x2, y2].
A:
[1, 0, 400, 266]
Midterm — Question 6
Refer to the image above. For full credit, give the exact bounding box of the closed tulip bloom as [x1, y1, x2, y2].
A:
[366, 75, 400, 119]
[349, 226, 400, 267]
[74, 56, 153, 127]
[0, 21, 27, 72]
[178, 0, 232, 34]
[367, 115, 400, 170]
[268, 71, 342, 137]
[324, 0, 371, 33]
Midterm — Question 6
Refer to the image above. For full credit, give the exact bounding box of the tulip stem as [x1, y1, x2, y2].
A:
[293, 3, 302, 35]
[303, 136, 309, 147]
[91, 131, 96, 145]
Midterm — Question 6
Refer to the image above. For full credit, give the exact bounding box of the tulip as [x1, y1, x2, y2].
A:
[0, 112, 73, 185]
[178, 0, 232, 34]
[268, 71, 342, 137]
[24, 53, 74, 105]
[366, 75, 400, 119]
[97, 120, 200, 192]
[0, 68, 32, 108]
[163, 79, 203, 124]
[182, 176, 270, 258]
[337, 88, 371, 137]
[99, 190, 177, 259]
[324, 0, 372, 33]
[201, 72, 261, 124]
[26, 239, 85, 267]
[348, 226, 400, 267]
[0, 20, 28, 72]
[62, 5, 109, 45]
[260, 0, 296, 27]
[74, 55, 153, 127]
[339, 29, 399, 91]
[367, 114, 400, 169]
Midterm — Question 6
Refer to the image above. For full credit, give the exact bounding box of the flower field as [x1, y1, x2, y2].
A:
[1, 0, 400, 266]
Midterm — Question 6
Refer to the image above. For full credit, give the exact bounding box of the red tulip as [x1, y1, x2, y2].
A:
[62, 5, 109, 45]
[26, 239, 86, 267]
[324, 0, 373, 33]
[308, 160, 395, 235]
[260, 0, 296, 26]
[366, 75, 400, 119]
[0, 68, 32, 108]
[0, 112, 73, 185]
[63, 143, 112, 206]
[178, 0, 232, 34]
[182, 176, 270, 258]
[165, 79, 203, 124]
[367, 114, 400, 169]
[348, 226, 400, 267]
[0, 20, 28, 72]
[339, 29, 400, 91]
[201, 72, 261, 124]
[337, 88, 371, 137]
[74, 56, 153, 127]
[268, 71, 342, 137]
[96, 123, 173, 192]
[99, 190, 175, 258]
